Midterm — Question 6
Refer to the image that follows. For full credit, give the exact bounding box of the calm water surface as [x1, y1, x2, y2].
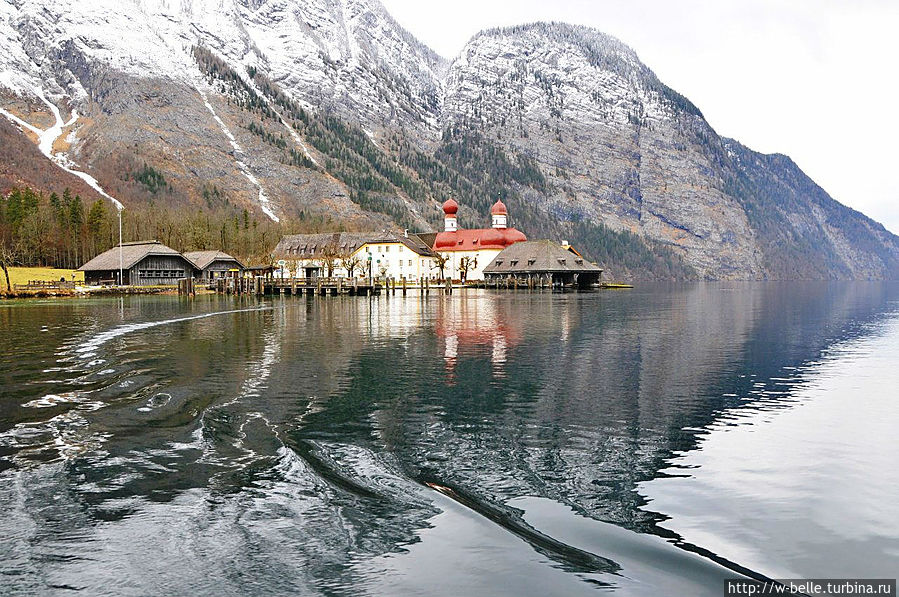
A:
[1, 283, 897, 596]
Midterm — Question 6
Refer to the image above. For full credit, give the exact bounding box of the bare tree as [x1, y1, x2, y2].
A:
[458, 255, 477, 283]
[0, 245, 18, 292]
[339, 254, 361, 277]
[319, 244, 341, 278]
[431, 252, 449, 281]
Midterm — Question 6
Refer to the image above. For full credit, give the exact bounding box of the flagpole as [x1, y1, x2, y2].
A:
[118, 205, 123, 285]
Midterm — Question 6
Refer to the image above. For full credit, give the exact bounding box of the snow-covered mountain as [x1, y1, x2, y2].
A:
[1, 1, 897, 279]
[1, 0, 444, 131]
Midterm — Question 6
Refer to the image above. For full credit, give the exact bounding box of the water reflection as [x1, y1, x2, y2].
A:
[434, 292, 522, 379]
[0, 283, 897, 595]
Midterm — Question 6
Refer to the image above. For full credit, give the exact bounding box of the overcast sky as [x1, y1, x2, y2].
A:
[381, 0, 899, 234]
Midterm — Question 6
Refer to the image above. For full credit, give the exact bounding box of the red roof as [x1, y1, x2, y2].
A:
[491, 200, 507, 215]
[434, 227, 527, 251]
[442, 198, 459, 215]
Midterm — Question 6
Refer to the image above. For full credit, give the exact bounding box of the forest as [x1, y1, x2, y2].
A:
[0, 185, 341, 272]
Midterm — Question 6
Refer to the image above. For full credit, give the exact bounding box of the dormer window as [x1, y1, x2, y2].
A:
[557, 258, 566, 265]
[527, 259, 536, 265]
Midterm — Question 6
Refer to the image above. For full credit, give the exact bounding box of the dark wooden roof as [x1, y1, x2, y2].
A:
[483, 240, 603, 274]
[410, 232, 437, 250]
[273, 231, 435, 259]
[79, 241, 189, 272]
[184, 250, 245, 270]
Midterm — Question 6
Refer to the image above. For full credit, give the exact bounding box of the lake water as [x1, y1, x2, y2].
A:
[1, 283, 897, 596]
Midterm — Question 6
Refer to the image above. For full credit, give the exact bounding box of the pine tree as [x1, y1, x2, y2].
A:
[87, 200, 107, 258]
[69, 195, 84, 267]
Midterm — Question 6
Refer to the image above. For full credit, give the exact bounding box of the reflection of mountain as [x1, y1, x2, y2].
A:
[295, 284, 899, 534]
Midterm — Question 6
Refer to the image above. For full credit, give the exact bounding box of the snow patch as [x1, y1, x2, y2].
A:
[1, 90, 124, 211]
[242, 75, 320, 167]
[196, 85, 280, 222]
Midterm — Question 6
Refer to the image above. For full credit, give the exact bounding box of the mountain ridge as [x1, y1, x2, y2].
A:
[1, 0, 896, 279]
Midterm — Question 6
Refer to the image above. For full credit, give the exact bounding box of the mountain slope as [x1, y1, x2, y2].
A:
[442, 22, 899, 279]
[1, 3, 896, 279]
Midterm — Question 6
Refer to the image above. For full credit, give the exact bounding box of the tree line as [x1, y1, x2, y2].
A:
[0, 185, 345, 273]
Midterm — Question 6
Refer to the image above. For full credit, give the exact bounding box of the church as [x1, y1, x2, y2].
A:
[433, 198, 527, 281]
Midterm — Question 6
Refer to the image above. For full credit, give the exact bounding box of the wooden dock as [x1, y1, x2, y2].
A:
[14, 280, 76, 291]
[214, 277, 385, 297]
[210, 275, 624, 297]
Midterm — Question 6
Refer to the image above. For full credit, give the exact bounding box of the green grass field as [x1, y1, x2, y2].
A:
[4, 267, 84, 287]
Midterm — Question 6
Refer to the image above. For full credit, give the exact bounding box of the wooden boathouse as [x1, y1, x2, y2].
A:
[482, 240, 603, 289]
[184, 250, 245, 282]
[78, 241, 197, 286]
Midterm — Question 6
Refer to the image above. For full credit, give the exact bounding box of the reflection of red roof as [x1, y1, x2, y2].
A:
[491, 200, 507, 215]
[442, 198, 459, 215]
[434, 228, 527, 251]
[436, 324, 521, 346]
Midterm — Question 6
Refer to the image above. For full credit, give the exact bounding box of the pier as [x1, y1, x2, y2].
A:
[213, 277, 384, 296]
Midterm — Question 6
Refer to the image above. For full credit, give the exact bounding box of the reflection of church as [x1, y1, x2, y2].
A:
[434, 198, 527, 281]
[435, 295, 522, 378]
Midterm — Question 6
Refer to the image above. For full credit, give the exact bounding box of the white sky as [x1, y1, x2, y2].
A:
[381, 0, 899, 234]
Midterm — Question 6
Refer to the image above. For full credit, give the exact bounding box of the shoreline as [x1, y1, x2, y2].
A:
[0, 286, 185, 299]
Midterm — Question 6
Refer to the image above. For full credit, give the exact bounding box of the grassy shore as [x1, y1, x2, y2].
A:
[4, 267, 84, 288]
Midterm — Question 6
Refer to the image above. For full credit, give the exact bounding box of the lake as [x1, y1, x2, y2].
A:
[1, 283, 897, 596]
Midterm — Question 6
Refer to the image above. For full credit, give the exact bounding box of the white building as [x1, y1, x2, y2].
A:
[433, 198, 528, 281]
[272, 199, 529, 283]
[272, 231, 439, 282]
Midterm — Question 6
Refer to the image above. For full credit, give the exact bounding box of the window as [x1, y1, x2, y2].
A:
[386, 246, 390, 252]
[139, 269, 184, 279]
[408, 260, 412, 266]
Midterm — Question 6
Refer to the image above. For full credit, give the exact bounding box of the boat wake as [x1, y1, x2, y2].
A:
[73, 306, 271, 359]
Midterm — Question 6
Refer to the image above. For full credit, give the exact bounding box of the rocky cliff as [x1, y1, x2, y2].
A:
[1, 2, 896, 279]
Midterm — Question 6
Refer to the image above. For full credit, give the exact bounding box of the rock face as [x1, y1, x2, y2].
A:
[1, 3, 897, 279]
[443, 23, 898, 279]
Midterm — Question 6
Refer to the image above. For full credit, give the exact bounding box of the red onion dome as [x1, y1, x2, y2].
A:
[503, 228, 527, 244]
[442, 198, 459, 215]
[491, 199, 508, 215]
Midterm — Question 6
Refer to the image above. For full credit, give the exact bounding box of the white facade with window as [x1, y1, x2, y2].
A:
[273, 233, 439, 282]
